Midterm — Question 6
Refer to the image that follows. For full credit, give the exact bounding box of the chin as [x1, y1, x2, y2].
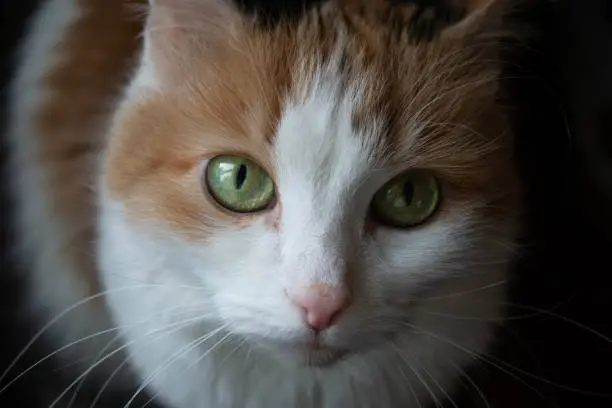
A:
[289, 346, 348, 367]
[255, 338, 349, 367]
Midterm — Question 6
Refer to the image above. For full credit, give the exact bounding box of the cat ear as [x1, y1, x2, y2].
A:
[141, 0, 243, 86]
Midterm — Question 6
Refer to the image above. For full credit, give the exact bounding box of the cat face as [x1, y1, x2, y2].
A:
[100, 0, 517, 373]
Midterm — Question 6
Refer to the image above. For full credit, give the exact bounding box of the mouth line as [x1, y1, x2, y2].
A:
[307, 353, 345, 366]
[240, 321, 411, 367]
[248, 335, 348, 367]
[301, 345, 349, 367]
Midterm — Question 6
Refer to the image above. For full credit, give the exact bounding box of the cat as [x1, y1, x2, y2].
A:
[5, 0, 520, 406]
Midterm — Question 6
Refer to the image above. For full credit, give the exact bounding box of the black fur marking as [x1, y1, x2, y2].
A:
[392, 0, 466, 43]
[231, 0, 465, 42]
[232, 0, 327, 26]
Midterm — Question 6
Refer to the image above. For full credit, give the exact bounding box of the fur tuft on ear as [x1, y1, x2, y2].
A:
[141, 0, 243, 86]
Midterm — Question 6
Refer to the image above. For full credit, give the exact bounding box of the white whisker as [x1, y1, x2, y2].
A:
[449, 360, 491, 408]
[414, 359, 458, 408]
[123, 325, 229, 408]
[0, 300, 210, 397]
[396, 364, 423, 408]
[141, 332, 243, 408]
[89, 353, 131, 408]
[0, 283, 210, 389]
[392, 343, 442, 408]
[48, 314, 206, 408]
[412, 280, 508, 302]
[396, 320, 562, 405]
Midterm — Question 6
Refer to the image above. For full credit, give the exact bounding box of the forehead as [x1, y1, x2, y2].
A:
[106, 0, 511, 233]
[131, 0, 500, 160]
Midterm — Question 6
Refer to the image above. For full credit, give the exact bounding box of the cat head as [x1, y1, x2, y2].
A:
[100, 0, 519, 367]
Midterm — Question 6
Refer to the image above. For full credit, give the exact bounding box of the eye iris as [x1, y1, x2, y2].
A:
[371, 171, 440, 228]
[205, 155, 275, 213]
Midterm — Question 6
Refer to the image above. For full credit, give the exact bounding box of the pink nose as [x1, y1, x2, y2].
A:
[287, 285, 351, 331]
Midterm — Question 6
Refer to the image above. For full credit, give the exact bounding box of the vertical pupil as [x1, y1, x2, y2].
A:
[235, 164, 248, 190]
[402, 181, 414, 205]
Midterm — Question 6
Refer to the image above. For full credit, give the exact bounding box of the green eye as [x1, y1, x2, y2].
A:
[205, 155, 275, 213]
[371, 171, 440, 228]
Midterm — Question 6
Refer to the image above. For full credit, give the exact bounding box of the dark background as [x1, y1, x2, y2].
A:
[1, 0, 612, 407]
